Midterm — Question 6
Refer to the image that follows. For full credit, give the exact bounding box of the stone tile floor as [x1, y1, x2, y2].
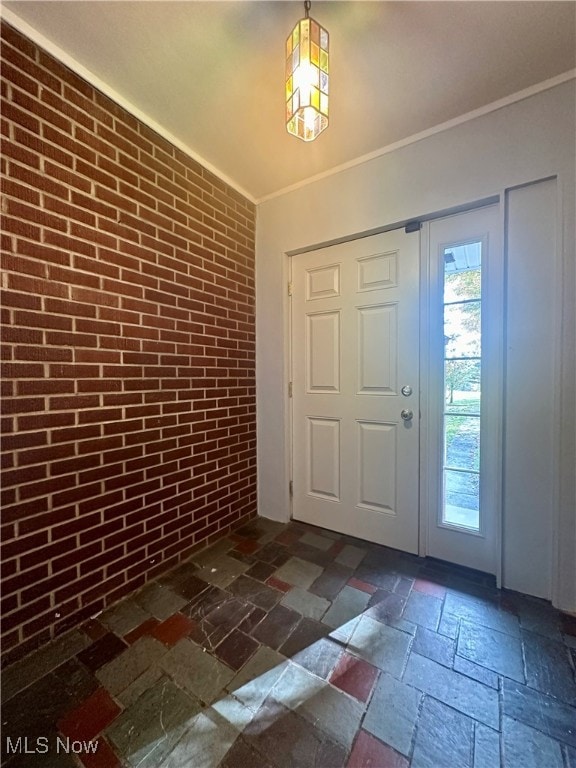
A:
[2, 517, 576, 768]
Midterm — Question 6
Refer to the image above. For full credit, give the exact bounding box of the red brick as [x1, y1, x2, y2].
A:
[0, 21, 256, 668]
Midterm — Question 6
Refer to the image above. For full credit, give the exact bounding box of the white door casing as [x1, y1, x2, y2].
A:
[290, 229, 420, 552]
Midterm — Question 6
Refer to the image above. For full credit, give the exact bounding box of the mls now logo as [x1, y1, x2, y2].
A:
[6, 737, 99, 755]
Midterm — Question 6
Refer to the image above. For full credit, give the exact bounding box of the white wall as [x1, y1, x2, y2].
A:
[256, 81, 576, 609]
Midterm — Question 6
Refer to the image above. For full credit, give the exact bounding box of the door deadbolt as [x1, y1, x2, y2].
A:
[401, 385, 412, 397]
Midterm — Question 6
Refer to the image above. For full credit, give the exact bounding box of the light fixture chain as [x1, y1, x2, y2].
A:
[304, 0, 311, 19]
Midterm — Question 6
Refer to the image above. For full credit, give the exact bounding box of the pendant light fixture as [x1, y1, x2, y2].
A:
[285, 0, 329, 142]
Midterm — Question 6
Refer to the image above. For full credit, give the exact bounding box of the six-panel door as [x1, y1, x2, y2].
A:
[291, 229, 420, 552]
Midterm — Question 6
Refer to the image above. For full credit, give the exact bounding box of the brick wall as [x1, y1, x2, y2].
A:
[0, 22, 257, 666]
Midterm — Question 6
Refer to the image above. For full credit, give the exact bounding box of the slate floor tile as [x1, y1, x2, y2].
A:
[5, 517, 576, 768]
[562, 613, 576, 638]
[274, 557, 324, 589]
[252, 604, 301, 650]
[158, 708, 238, 768]
[244, 697, 347, 768]
[195, 555, 251, 589]
[1, 630, 91, 703]
[348, 615, 412, 677]
[188, 616, 230, 652]
[322, 586, 371, 628]
[512, 595, 564, 641]
[192, 538, 235, 566]
[205, 595, 253, 633]
[235, 538, 262, 555]
[217, 737, 276, 768]
[411, 696, 475, 768]
[96, 636, 168, 696]
[329, 652, 379, 702]
[266, 576, 292, 592]
[453, 654, 500, 689]
[412, 626, 455, 668]
[274, 529, 303, 547]
[100, 599, 152, 636]
[164, 573, 209, 602]
[437, 612, 460, 639]
[362, 671, 421, 756]
[347, 730, 409, 768]
[354, 564, 398, 592]
[159, 637, 235, 705]
[366, 592, 406, 626]
[522, 630, 576, 705]
[394, 576, 414, 598]
[54, 657, 100, 705]
[238, 605, 267, 634]
[474, 724, 501, 768]
[335, 544, 367, 569]
[300, 531, 334, 551]
[281, 586, 330, 621]
[270, 661, 327, 711]
[150, 612, 194, 647]
[184, 584, 230, 620]
[211, 694, 256, 734]
[403, 590, 442, 631]
[291, 636, 343, 680]
[81, 619, 109, 641]
[257, 542, 293, 565]
[413, 578, 447, 599]
[404, 653, 499, 729]
[502, 715, 564, 768]
[79, 736, 121, 768]
[457, 621, 525, 682]
[297, 680, 366, 750]
[502, 677, 576, 747]
[347, 577, 378, 595]
[58, 687, 121, 741]
[443, 590, 520, 637]
[287, 542, 334, 568]
[2, 672, 75, 754]
[124, 617, 160, 644]
[3, 743, 79, 768]
[246, 561, 276, 582]
[226, 647, 289, 712]
[215, 629, 259, 671]
[77, 632, 128, 672]
[134, 583, 188, 621]
[278, 617, 330, 657]
[228, 574, 282, 611]
[309, 562, 354, 601]
[105, 676, 200, 768]
[565, 745, 576, 768]
[117, 664, 165, 708]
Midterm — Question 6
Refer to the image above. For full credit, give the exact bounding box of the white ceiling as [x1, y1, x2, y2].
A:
[3, 1, 575, 201]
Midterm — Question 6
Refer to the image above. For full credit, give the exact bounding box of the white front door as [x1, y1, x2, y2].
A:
[424, 205, 502, 574]
[291, 229, 420, 552]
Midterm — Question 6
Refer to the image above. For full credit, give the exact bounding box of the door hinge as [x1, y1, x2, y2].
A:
[289, 480, 293, 498]
[288, 281, 293, 297]
[404, 221, 422, 233]
[288, 381, 293, 398]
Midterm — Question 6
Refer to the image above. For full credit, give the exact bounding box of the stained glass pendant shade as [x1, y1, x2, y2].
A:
[285, 0, 329, 142]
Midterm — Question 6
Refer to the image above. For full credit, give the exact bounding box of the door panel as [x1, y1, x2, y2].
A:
[291, 229, 420, 552]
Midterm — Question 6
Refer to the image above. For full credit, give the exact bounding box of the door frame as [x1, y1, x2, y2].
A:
[285, 191, 566, 591]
